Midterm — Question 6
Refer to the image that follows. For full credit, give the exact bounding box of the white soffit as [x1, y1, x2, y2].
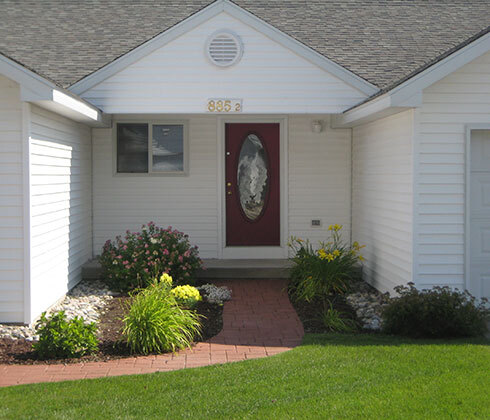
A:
[0, 53, 108, 126]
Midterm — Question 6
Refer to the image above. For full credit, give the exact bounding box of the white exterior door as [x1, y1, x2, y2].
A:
[469, 130, 490, 300]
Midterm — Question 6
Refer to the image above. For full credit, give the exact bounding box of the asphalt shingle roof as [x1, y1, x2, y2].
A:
[1, 0, 489, 91]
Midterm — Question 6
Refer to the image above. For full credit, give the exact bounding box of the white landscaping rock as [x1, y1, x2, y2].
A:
[345, 282, 390, 331]
[0, 280, 114, 341]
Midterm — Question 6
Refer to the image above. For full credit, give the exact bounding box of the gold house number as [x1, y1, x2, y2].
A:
[207, 99, 242, 113]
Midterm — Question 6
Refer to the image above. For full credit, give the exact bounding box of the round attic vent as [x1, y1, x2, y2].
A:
[206, 30, 243, 67]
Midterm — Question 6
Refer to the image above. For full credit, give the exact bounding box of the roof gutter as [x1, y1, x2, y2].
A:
[332, 30, 490, 128]
[0, 53, 110, 127]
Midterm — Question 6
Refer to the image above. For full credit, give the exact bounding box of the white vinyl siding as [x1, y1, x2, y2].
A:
[93, 116, 219, 258]
[352, 110, 413, 293]
[80, 12, 366, 114]
[414, 50, 490, 291]
[288, 116, 352, 245]
[29, 105, 92, 321]
[0, 75, 24, 323]
[92, 115, 352, 258]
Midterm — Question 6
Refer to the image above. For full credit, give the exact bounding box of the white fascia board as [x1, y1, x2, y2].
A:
[221, 1, 378, 96]
[68, 0, 378, 97]
[69, 0, 227, 95]
[333, 31, 490, 128]
[0, 53, 108, 126]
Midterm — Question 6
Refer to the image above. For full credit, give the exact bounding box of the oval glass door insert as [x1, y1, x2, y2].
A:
[237, 134, 269, 221]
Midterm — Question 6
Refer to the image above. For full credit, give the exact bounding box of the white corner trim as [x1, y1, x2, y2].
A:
[333, 31, 490, 128]
[21, 102, 32, 325]
[68, 0, 378, 97]
[464, 124, 490, 296]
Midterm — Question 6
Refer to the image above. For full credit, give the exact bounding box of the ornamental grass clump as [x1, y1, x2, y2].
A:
[122, 281, 201, 355]
[33, 311, 98, 359]
[99, 222, 203, 292]
[288, 224, 364, 302]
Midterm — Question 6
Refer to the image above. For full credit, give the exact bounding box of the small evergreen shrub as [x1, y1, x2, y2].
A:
[122, 282, 201, 354]
[288, 224, 364, 301]
[33, 311, 98, 359]
[382, 283, 489, 338]
[99, 222, 203, 292]
[171, 285, 202, 308]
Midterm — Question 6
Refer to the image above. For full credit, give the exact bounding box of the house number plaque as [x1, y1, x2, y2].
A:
[207, 98, 242, 113]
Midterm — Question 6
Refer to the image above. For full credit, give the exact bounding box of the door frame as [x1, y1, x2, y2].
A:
[217, 116, 288, 259]
[465, 123, 490, 298]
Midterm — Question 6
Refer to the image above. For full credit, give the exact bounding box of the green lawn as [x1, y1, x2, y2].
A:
[1, 334, 489, 420]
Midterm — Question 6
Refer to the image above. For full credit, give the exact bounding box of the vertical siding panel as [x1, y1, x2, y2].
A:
[415, 50, 490, 291]
[352, 110, 414, 293]
[0, 75, 24, 322]
[29, 106, 92, 320]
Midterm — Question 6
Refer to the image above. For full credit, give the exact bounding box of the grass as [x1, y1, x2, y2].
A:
[0, 334, 489, 420]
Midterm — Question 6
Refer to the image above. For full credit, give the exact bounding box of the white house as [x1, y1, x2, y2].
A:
[0, 0, 489, 324]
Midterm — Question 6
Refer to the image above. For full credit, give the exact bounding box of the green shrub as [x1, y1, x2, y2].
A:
[122, 282, 202, 354]
[33, 311, 98, 359]
[99, 222, 203, 292]
[382, 283, 489, 338]
[288, 224, 363, 302]
[319, 301, 357, 333]
[171, 285, 202, 308]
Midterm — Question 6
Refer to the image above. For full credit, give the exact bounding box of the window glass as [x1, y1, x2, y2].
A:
[152, 125, 184, 172]
[117, 124, 148, 173]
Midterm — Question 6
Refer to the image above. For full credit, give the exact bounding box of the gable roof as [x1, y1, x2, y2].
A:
[1, 0, 489, 92]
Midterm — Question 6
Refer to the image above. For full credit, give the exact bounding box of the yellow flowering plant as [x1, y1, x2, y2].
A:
[288, 225, 365, 302]
[170, 285, 202, 308]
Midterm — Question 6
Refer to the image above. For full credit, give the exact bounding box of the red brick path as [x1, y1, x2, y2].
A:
[0, 279, 303, 387]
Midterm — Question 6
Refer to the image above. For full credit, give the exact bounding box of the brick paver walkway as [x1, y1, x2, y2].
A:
[0, 279, 304, 387]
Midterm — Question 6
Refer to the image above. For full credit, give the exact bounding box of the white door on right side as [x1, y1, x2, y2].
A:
[470, 130, 490, 300]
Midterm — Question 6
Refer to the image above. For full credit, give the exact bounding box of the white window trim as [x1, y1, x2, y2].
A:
[112, 118, 189, 176]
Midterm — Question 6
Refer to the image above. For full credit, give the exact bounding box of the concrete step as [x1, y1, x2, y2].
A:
[82, 258, 292, 281]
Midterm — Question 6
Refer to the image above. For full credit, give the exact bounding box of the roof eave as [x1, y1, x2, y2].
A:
[333, 30, 490, 128]
[0, 53, 109, 127]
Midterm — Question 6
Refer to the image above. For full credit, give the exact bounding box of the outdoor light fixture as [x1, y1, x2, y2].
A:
[311, 120, 323, 133]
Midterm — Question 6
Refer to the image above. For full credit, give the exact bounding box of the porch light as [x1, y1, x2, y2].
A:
[311, 120, 323, 133]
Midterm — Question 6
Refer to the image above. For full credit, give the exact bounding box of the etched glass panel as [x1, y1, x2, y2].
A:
[237, 134, 268, 221]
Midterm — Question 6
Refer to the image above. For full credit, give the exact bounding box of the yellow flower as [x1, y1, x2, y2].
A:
[352, 241, 359, 249]
[318, 249, 328, 260]
[171, 285, 202, 307]
[159, 273, 173, 287]
[328, 224, 334, 231]
[297, 238, 304, 243]
[333, 249, 340, 257]
[359, 255, 365, 262]
[334, 224, 342, 231]
[326, 253, 335, 262]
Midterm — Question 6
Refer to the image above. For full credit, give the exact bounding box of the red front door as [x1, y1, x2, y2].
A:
[225, 123, 280, 246]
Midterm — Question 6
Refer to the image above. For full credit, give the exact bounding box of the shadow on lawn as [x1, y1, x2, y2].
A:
[302, 332, 490, 347]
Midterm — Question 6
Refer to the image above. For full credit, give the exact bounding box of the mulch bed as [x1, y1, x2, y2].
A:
[0, 297, 223, 365]
[288, 291, 360, 334]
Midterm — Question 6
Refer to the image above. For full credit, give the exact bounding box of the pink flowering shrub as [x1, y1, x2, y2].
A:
[99, 222, 203, 292]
